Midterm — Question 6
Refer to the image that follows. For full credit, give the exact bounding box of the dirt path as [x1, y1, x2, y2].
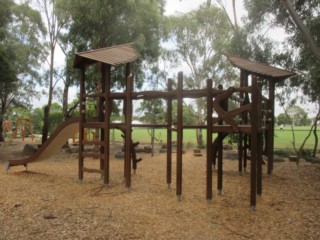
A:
[0, 139, 319, 239]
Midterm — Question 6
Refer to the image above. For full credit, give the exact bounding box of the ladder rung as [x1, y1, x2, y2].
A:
[82, 167, 104, 174]
[83, 122, 105, 129]
[82, 140, 104, 145]
[84, 93, 105, 98]
[82, 152, 105, 159]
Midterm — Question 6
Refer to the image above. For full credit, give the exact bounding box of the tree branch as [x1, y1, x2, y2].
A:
[282, 0, 320, 63]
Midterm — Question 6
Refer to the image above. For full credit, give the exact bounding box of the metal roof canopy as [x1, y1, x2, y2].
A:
[225, 53, 295, 81]
[73, 43, 138, 68]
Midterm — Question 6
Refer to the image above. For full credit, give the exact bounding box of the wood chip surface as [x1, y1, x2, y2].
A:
[0, 138, 319, 240]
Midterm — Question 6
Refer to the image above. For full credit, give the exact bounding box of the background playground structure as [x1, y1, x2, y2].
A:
[2, 118, 34, 141]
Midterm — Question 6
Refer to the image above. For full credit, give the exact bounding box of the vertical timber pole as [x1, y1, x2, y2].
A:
[123, 63, 131, 178]
[206, 79, 213, 202]
[176, 72, 183, 200]
[99, 64, 106, 175]
[243, 72, 249, 172]
[217, 84, 226, 195]
[167, 79, 173, 189]
[104, 64, 111, 185]
[79, 66, 85, 183]
[256, 79, 263, 196]
[267, 80, 275, 175]
[125, 63, 132, 191]
[250, 75, 258, 210]
[238, 70, 245, 174]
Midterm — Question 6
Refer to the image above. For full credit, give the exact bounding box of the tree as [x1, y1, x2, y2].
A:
[0, 1, 46, 142]
[277, 113, 291, 126]
[63, 0, 165, 88]
[244, 0, 320, 156]
[282, 0, 320, 63]
[167, 3, 235, 146]
[136, 99, 166, 156]
[34, 0, 69, 144]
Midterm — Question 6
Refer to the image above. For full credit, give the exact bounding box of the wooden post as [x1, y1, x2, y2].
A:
[250, 75, 258, 209]
[267, 80, 275, 175]
[243, 72, 249, 172]
[238, 70, 245, 174]
[79, 66, 86, 183]
[176, 72, 183, 200]
[167, 79, 173, 189]
[99, 64, 106, 174]
[123, 63, 131, 178]
[125, 63, 132, 190]
[206, 79, 213, 202]
[104, 64, 111, 185]
[257, 79, 263, 196]
[217, 84, 227, 195]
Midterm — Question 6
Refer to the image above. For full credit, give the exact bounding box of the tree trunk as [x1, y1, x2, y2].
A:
[0, 100, 7, 142]
[232, 0, 238, 30]
[151, 128, 155, 157]
[196, 99, 204, 148]
[196, 128, 203, 148]
[0, 116, 4, 142]
[41, 105, 50, 144]
[62, 81, 70, 120]
[41, 42, 55, 143]
[313, 121, 318, 158]
[312, 101, 320, 157]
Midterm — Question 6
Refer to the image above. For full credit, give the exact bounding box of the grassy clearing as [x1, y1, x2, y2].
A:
[109, 126, 320, 151]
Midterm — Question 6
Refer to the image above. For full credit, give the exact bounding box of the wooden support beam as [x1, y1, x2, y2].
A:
[268, 81, 275, 175]
[217, 84, 227, 195]
[206, 79, 213, 201]
[79, 66, 85, 183]
[176, 72, 183, 200]
[167, 79, 173, 188]
[124, 63, 132, 190]
[104, 64, 111, 185]
[250, 75, 258, 210]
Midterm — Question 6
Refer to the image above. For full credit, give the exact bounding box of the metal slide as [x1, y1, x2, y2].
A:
[6, 117, 80, 171]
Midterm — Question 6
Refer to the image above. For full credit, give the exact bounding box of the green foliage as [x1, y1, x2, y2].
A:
[136, 99, 166, 124]
[48, 107, 63, 134]
[0, 1, 45, 141]
[277, 113, 291, 125]
[244, 0, 320, 101]
[31, 107, 43, 134]
[286, 105, 310, 126]
[167, 3, 237, 146]
[63, 0, 165, 88]
[225, 134, 239, 145]
[31, 103, 63, 134]
[168, 4, 236, 87]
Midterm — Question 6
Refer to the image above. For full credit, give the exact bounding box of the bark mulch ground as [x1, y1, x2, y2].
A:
[0, 139, 319, 240]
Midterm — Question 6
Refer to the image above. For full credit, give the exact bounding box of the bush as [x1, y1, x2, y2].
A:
[274, 149, 291, 157]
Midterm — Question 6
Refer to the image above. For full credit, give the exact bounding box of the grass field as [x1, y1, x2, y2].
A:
[109, 126, 320, 151]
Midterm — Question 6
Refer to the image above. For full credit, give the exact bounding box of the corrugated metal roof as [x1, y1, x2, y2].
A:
[225, 53, 295, 81]
[74, 43, 138, 68]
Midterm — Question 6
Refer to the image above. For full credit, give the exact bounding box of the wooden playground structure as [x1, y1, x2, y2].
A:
[73, 43, 294, 209]
[3, 118, 34, 141]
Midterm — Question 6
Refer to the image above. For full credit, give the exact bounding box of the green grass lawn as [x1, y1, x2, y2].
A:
[274, 126, 320, 150]
[109, 126, 320, 151]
